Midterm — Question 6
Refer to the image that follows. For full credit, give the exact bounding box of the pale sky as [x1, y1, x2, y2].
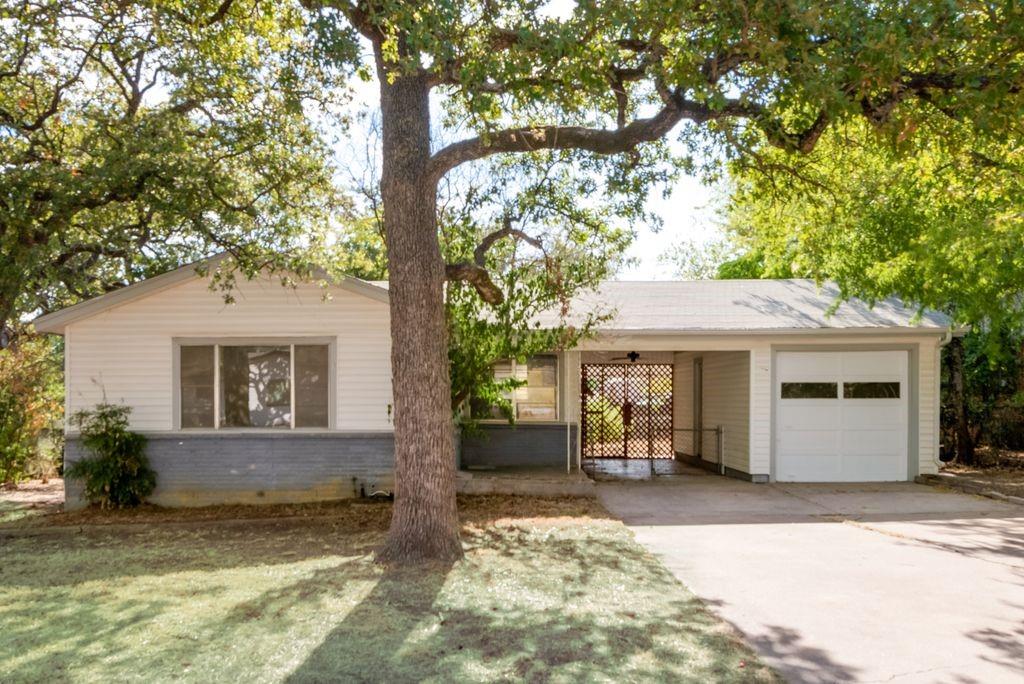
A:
[620, 175, 723, 280]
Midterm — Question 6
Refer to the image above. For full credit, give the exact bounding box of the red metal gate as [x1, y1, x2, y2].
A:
[581, 363, 674, 458]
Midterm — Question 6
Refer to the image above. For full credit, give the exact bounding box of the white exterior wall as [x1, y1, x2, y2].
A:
[750, 342, 773, 475]
[562, 350, 582, 466]
[672, 351, 752, 471]
[672, 352, 696, 455]
[65, 276, 393, 432]
[918, 336, 941, 476]
[700, 351, 751, 473]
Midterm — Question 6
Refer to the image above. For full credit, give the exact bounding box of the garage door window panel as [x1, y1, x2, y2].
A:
[843, 382, 900, 399]
[781, 382, 838, 399]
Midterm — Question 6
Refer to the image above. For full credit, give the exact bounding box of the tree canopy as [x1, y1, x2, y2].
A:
[334, 142, 631, 421]
[0, 0, 348, 340]
[721, 118, 1024, 331]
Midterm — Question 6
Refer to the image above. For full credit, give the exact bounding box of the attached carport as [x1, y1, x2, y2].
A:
[556, 280, 953, 483]
[465, 279, 957, 484]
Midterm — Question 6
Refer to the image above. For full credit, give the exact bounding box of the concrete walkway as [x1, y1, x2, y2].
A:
[596, 472, 1024, 683]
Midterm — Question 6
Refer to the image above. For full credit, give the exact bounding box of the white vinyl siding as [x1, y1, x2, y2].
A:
[670, 351, 750, 471]
[700, 351, 751, 473]
[65, 275, 393, 432]
[918, 337, 941, 475]
[671, 352, 696, 455]
[749, 342, 773, 475]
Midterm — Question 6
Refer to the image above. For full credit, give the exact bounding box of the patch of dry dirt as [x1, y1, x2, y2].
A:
[0, 479, 64, 520]
[941, 447, 1024, 498]
[0, 479, 611, 534]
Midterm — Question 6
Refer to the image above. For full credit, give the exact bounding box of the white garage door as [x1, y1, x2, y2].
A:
[775, 351, 909, 482]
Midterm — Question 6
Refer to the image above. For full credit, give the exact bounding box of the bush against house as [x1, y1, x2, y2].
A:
[0, 335, 63, 484]
[67, 404, 155, 508]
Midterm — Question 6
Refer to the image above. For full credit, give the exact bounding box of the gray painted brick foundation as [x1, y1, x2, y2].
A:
[63, 424, 579, 510]
[461, 423, 578, 469]
[64, 432, 395, 510]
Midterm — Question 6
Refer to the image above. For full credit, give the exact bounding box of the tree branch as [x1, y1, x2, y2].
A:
[427, 96, 758, 182]
[445, 216, 543, 305]
[201, 0, 235, 27]
[301, 0, 383, 41]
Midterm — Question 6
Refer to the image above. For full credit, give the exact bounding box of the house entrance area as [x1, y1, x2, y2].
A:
[580, 362, 674, 459]
[579, 354, 688, 481]
[578, 349, 749, 482]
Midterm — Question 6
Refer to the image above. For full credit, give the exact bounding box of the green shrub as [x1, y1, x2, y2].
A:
[583, 395, 625, 445]
[0, 335, 63, 484]
[66, 404, 156, 508]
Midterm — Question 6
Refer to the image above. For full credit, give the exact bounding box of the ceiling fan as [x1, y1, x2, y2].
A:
[612, 351, 642, 363]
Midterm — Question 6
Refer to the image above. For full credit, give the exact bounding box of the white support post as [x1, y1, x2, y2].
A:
[289, 344, 296, 429]
[213, 343, 220, 429]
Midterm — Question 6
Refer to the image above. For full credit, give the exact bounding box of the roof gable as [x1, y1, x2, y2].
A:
[32, 256, 390, 334]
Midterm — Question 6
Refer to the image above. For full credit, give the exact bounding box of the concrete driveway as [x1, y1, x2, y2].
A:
[596, 471, 1024, 683]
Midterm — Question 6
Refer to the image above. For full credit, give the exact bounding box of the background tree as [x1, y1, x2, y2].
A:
[661, 237, 739, 280]
[1, 0, 348, 343]
[334, 142, 632, 422]
[0, 332, 63, 484]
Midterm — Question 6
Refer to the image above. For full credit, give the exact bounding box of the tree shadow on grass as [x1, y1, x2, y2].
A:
[0, 517, 384, 588]
[0, 586, 179, 681]
[283, 525, 778, 683]
[1, 508, 780, 682]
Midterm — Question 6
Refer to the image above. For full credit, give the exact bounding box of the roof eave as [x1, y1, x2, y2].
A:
[589, 326, 954, 336]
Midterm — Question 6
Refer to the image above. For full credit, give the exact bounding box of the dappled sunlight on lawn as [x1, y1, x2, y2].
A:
[1, 496, 776, 683]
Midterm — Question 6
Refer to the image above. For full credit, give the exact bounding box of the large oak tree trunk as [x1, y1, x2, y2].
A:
[375, 67, 463, 564]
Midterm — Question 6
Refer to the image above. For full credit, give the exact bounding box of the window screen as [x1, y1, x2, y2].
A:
[517, 356, 557, 421]
[180, 346, 214, 428]
[780, 382, 838, 399]
[471, 356, 558, 421]
[294, 345, 329, 428]
[220, 346, 292, 428]
[843, 382, 900, 399]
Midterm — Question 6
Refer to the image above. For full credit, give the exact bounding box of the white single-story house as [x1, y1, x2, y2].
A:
[34, 259, 955, 509]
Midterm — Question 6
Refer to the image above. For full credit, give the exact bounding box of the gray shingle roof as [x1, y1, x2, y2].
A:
[539, 279, 950, 332]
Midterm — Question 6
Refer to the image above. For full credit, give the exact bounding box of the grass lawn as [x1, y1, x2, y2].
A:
[0, 494, 777, 683]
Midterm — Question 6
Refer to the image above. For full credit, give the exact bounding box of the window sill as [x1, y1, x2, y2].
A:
[66, 429, 395, 439]
[472, 420, 571, 427]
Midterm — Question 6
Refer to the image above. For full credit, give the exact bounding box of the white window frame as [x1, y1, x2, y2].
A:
[476, 354, 560, 423]
[173, 337, 336, 431]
